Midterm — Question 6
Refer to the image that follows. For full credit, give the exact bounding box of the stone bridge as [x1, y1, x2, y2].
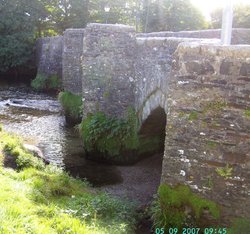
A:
[37, 24, 250, 224]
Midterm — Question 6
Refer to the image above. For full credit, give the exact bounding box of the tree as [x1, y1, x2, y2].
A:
[0, 0, 41, 73]
[141, 0, 206, 32]
[88, 0, 137, 26]
[211, 4, 250, 29]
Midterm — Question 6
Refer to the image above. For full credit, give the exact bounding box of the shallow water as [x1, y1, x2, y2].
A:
[0, 86, 123, 186]
[0, 86, 162, 207]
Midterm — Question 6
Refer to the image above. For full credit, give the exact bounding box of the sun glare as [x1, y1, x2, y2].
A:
[191, 0, 250, 20]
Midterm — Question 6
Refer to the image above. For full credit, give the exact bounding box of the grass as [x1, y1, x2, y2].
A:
[0, 127, 138, 234]
[31, 73, 61, 91]
[151, 184, 220, 229]
[58, 91, 83, 122]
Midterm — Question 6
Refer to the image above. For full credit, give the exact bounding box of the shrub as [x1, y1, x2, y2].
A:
[31, 73, 61, 91]
[79, 109, 139, 157]
[58, 91, 83, 122]
[31, 73, 47, 90]
[151, 184, 220, 229]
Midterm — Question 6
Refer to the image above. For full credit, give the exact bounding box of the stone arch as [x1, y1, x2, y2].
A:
[138, 88, 167, 125]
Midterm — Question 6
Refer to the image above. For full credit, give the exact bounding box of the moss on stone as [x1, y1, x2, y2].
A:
[207, 140, 218, 149]
[244, 109, 250, 118]
[188, 111, 199, 121]
[202, 100, 227, 115]
[151, 184, 220, 229]
[58, 91, 83, 124]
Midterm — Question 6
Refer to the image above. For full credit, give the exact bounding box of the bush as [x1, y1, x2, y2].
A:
[79, 109, 139, 158]
[31, 73, 47, 90]
[31, 73, 61, 91]
[58, 91, 83, 123]
[151, 184, 220, 229]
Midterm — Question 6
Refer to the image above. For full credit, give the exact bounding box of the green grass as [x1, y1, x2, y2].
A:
[0, 127, 138, 233]
[151, 184, 220, 229]
[58, 91, 83, 122]
[244, 109, 250, 118]
[31, 73, 61, 91]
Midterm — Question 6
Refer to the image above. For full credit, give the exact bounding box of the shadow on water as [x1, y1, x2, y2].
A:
[0, 86, 123, 186]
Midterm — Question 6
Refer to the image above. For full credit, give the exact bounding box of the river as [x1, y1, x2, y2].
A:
[0, 85, 163, 207]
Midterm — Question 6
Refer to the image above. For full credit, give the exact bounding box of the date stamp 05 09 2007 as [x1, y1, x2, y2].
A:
[155, 227, 228, 234]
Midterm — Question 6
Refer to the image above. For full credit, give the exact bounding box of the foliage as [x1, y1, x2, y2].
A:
[244, 109, 250, 118]
[229, 218, 250, 234]
[79, 109, 139, 157]
[31, 73, 61, 91]
[0, 128, 137, 234]
[0, 0, 38, 73]
[141, 0, 206, 32]
[211, 4, 250, 29]
[0, 129, 45, 170]
[151, 184, 220, 229]
[216, 164, 233, 180]
[89, 0, 137, 26]
[58, 91, 83, 121]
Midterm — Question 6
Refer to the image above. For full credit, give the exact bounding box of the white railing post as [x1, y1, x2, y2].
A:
[221, 0, 234, 45]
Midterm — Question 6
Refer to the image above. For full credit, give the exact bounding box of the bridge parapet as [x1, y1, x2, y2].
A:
[162, 42, 250, 222]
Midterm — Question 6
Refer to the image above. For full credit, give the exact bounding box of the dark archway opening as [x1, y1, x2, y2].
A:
[139, 106, 167, 156]
[135, 107, 167, 233]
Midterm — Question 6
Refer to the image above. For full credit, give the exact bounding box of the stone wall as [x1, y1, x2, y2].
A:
[36, 36, 63, 78]
[162, 42, 250, 224]
[137, 28, 250, 45]
[82, 24, 136, 118]
[62, 29, 85, 95]
[134, 37, 219, 124]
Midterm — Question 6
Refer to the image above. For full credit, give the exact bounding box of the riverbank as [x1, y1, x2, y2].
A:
[0, 128, 138, 233]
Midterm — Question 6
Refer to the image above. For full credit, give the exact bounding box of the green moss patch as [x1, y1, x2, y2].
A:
[188, 111, 199, 121]
[0, 127, 137, 234]
[244, 109, 250, 118]
[31, 73, 61, 91]
[58, 91, 83, 124]
[151, 184, 220, 229]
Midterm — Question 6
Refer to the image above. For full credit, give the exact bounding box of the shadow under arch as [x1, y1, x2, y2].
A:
[138, 106, 167, 157]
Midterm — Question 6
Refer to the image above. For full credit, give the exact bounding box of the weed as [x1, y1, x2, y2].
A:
[244, 109, 250, 118]
[58, 91, 83, 122]
[31, 73, 61, 91]
[216, 164, 233, 179]
[151, 184, 220, 229]
[79, 108, 139, 157]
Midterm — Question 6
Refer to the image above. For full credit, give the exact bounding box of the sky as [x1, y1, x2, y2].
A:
[191, 0, 250, 20]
